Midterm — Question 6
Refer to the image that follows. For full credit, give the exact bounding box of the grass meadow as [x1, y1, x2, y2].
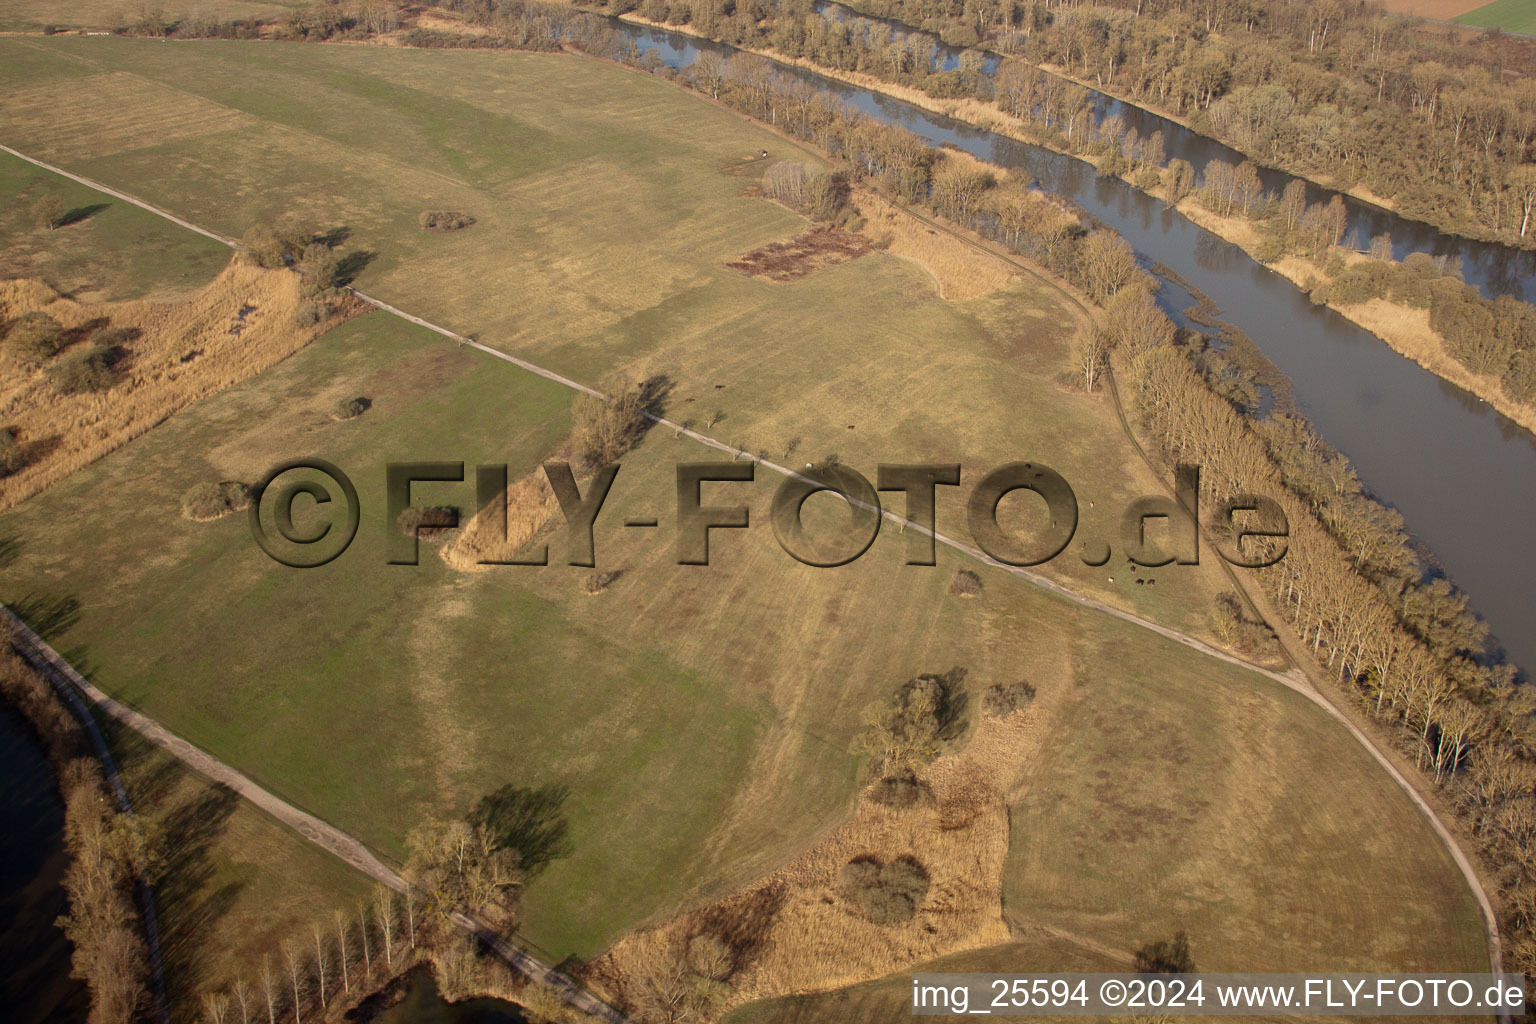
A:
[0, 150, 230, 301]
[1457, 0, 1536, 34]
[0, 35, 1490, 982]
[0, 0, 306, 32]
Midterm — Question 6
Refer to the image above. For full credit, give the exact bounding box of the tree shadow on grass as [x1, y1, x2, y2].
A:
[56, 203, 109, 228]
[8, 592, 81, 641]
[0, 536, 20, 569]
[333, 249, 377, 286]
[468, 783, 572, 878]
[317, 225, 352, 249]
[152, 782, 242, 1012]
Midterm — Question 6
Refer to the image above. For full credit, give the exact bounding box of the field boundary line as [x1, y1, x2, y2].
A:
[0, 602, 631, 1024]
[2, 136, 1503, 993]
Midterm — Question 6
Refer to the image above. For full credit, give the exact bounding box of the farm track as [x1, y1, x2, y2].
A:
[0, 127, 1506, 1006]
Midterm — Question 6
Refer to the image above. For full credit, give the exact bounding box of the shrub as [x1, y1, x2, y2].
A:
[572, 377, 659, 468]
[1134, 931, 1195, 973]
[949, 568, 982, 597]
[839, 855, 930, 925]
[330, 396, 370, 420]
[0, 428, 24, 477]
[48, 343, 119, 394]
[982, 680, 1036, 718]
[854, 668, 967, 777]
[92, 326, 134, 348]
[867, 775, 928, 808]
[583, 570, 621, 595]
[1504, 350, 1536, 405]
[181, 481, 252, 521]
[5, 312, 64, 365]
[418, 211, 476, 232]
[1210, 591, 1276, 655]
[293, 302, 324, 327]
[397, 506, 459, 541]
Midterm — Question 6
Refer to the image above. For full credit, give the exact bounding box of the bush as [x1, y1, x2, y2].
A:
[572, 377, 660, 468]
[982, 680, 1036, 718]
[583, 570, 621, 595]
[397, 506, 459, 541]
[418, 211, 476, 232]
[949, 568, 982, 597]
[867, 774, 928, 808]
[854, 668, 968, 777]
[839, 855, 930, 925]
[293, 301, 324, 327]
[330, 396, 370, 420]
[1134, 931, 1195, 973]
[0, 428, 24, 477]
[48, 343, 119, 394]
[1504, 350, 1536, 405]
[1210, 591, 1276, 655]
[181, 481, 251, 521]
[5, 312, 64, 365]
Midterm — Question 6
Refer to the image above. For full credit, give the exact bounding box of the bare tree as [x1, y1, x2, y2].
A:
[231, 978, 252, 1024]
[357, 906, 371, 974]
[260, 955, 278, 1024]
[311, 923, 329, 1009]
[333, 910, 350, 994]
[202, 992, 230, 1024]
[1073, 326, 1112, 393]
[375, 887, 395, 969]
[31, 194, 64, 231]
[281, 939, 305, 1024]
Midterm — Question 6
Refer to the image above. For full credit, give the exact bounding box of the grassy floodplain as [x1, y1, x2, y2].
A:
[0, 33, 1489, 985]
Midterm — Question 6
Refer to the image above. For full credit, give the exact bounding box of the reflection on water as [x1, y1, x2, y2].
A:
[617, 17, 1536, 676]
[373, 970, 529, 1024]
[0, 705, 88, 1024]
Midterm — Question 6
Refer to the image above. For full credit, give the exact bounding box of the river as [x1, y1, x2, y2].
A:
[612, 15, 1536, 677]
[0, 704, 88, 1024]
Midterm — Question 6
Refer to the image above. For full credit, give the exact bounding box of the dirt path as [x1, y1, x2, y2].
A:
[0, 139, 1505, 996]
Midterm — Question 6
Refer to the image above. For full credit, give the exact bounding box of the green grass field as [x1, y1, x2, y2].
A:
[0, 150, 230, 300]
[0, 34, 1490, 984]
[0, 0, 305, 32]
[107, 725, 372, 1016]
[1458, 0, 1536, 34]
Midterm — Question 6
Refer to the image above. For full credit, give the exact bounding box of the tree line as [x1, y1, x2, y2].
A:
[651, 0, 1536, 247]
[198, 811, 531, 1024]
[0, 640, 152, 1024]
[1186, 154, 1536, 409]
[1108, 272, 1536, 975]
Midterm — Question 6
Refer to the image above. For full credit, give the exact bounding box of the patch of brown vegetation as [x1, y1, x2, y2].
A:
[855, 192, 1015, 301]
[725, 226, 872, 282]
[590, 711, 1044, 1018]
[440, 467, 560, 570]
[0, 260, 363, 510]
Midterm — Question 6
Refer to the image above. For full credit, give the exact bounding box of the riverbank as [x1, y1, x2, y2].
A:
[608, 5, 1536, 437]
[0, 634, 153, 1024]
[1174, 199, 1536, 437]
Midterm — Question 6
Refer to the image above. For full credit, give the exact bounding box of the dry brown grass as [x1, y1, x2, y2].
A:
[439, 466, 561, 570]
[590, 707, 1047, 1019]
[0, 260, 362, 509]
[725, 226, 872, 282]
[854, 192, 1015, 301]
